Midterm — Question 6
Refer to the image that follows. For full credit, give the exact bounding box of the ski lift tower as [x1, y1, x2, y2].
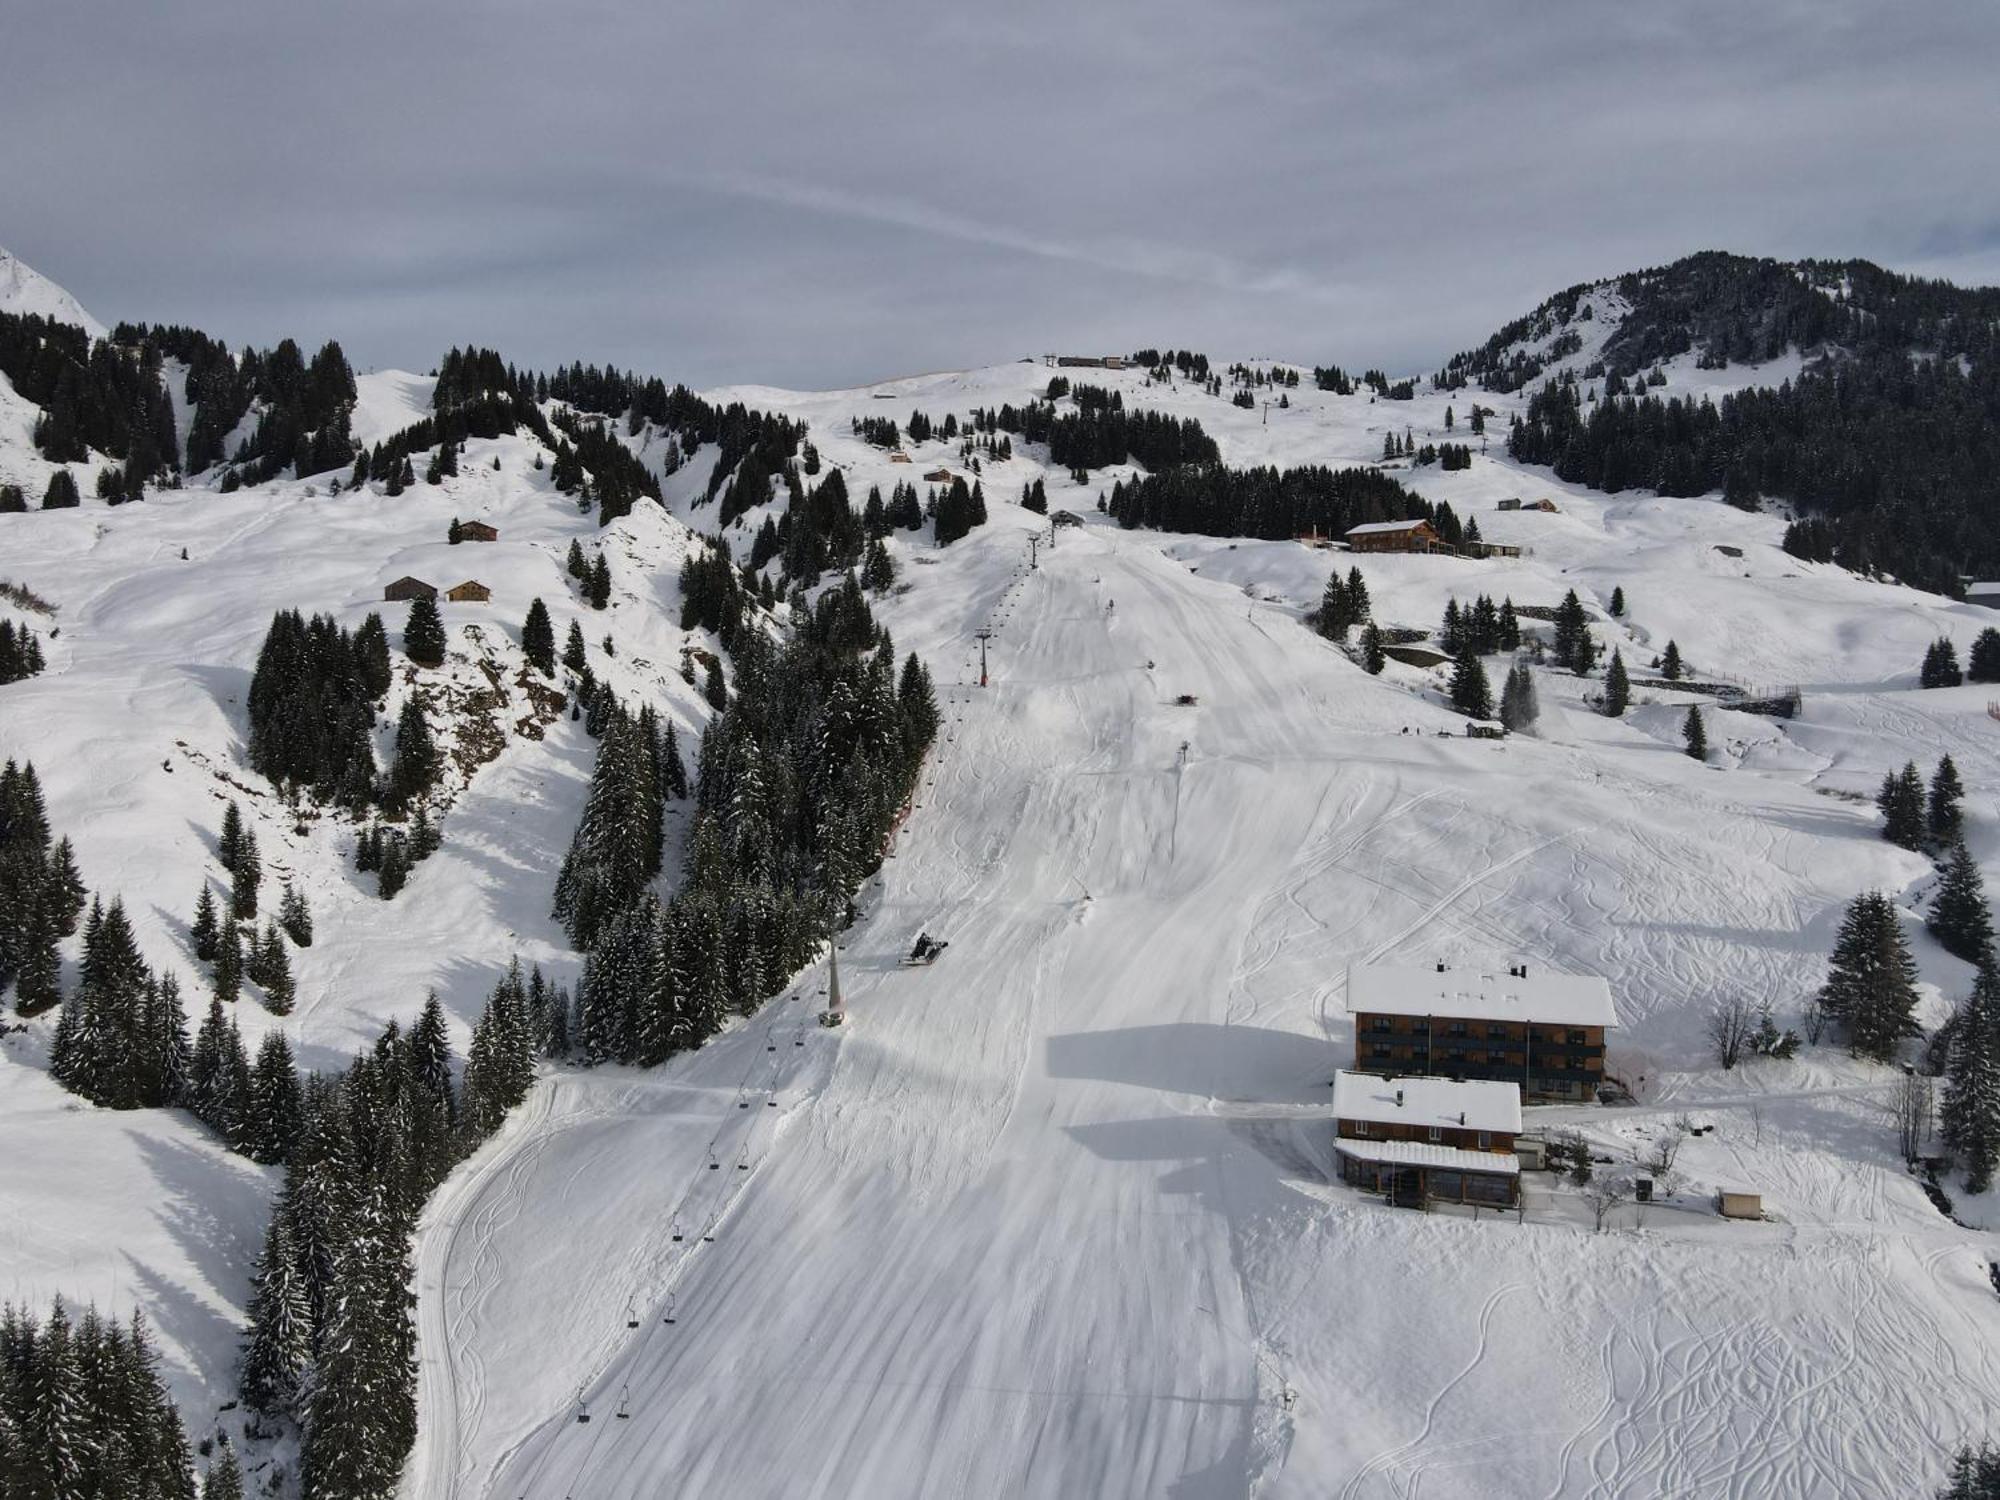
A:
[819, 943, 846, 1028]
[975, 627, 994, 688]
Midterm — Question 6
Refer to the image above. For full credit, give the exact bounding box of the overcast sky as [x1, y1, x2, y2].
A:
[5, 0, 1998, 390]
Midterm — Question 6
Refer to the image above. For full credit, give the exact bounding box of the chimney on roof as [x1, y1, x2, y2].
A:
[1395, 1088, 1404, 1106]
[1520, 964, 1529, 979]
[1459, 1111, 1466, 1126]
[1436, 961, 1446, 973]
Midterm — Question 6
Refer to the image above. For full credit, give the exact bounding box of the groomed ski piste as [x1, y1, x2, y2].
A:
[4, 254, 2000, 1496]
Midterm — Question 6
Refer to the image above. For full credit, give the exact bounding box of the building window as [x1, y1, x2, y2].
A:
[1371, 1045, 1391, 1061]
[1489, 1026, 1510, 1040]
[1568, 1030, 1588, 1045]
[1477, 1132, 1490, 1149]
[1371, 1018, 1391, 1033]
[1352, 1121, 1370, 1137]
[1428, 1126, 1443, 1143]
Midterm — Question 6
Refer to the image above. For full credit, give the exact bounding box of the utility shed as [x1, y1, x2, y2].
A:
[1718, 1190, 1763, 1220]
[384, 576, 437, 602]
[446, 580, 491, 603]
[458, 521, 499, 542]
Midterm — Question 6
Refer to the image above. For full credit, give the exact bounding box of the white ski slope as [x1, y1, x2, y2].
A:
[2, 247, 1998, 1494]
[404, 500, 2000, 1499]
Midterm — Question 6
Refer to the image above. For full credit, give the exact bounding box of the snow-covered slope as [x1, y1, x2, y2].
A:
[4, 300, 2000, 1496]
[0, 245, 107, 337]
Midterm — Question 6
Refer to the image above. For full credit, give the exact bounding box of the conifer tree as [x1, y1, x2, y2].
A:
[704, 658, 727, 711]
[1942, 965, 2000, 1192]
[1608, 586, 1625, 617]
[354, 613, 392, 700]
[521, 598, 555, 676]
[1921, 637, 1964, 689]
[192, 884, 220, 962]
[404, 595, 446, 667]
[1449, 642, 1493, 719]
[279, 881, 313, 946]
[565, 538, 587, 580]
[214, 920, 243, 1006]
[562, 619, 588, 680]
[202, 1439, 245, 1500]
[1601, 651, 1630, 716]
[1819, 891, 1922, 1061]
[1970, 627, 2000, 684]
[1682, 704, 1708, 760]
[231, 825, 260, 920]
[218, 802, 244, 874]
[241, 1209, 312, 1415]
[299, 1183, 417, 1500]
[1930, 841, 1997, 967]
[1661, 639, 1684, 680]
[1931, 756, 1967, 848]
[588, 553, 612, 609]
[1499, 664, 1539, 732]
[385, 698, 440, 815]
[1360, 622, 1386, 675]
[1878, 762, 1928, 850]
[256, 924, 295, 1015]
[246, 1031, 301, 1163]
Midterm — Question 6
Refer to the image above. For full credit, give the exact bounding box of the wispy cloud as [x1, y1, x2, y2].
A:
[687, 170, 1357, 306]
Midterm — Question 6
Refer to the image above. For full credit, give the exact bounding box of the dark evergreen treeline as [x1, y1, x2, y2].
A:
[245, 611, 392, 810]
[132, 324, 358, 481]
[235, 969, 548, 1497]
[552, 601, 938, 1065]
[0, 759, 87, 1014]
[0, 310, 176, 488]
[1103, 462, 1430, 540]
[1487, 254, 2000, 591]
[0, 619, 47, 682]
[549, 410, 662, 526]
[0, 1298, 205, 1499]
[932, 475, 988, 546]
[967, 396, 1216, 477]
[1938, 1444, 2000, 1500]
[1132, 348, 1212, 384]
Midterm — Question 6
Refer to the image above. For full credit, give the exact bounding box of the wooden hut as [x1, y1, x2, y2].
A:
[459, 521, 499, 542]
[1345, 519, 1447, 555]
[384, 576, 437, 602]
[445, 580, 491, 603]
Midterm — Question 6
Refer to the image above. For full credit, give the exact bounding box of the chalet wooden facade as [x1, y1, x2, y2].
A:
[1347, 961, 1618, 1103]
[924, 468, 955, 483]
[383, 576, 437, 602]
[1345, 519, 1447, 555]
[1331, 1072, 1522, 1208]
[445, 580, 491, 603]
[458, 521, 499, 542]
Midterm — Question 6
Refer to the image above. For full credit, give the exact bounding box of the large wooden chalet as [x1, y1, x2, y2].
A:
[1347, 961, 1617, 1103]
[1345, 519, 1447, 555]
[1331, 1072, 1521, 1208]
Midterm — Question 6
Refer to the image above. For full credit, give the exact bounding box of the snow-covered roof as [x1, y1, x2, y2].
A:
[1331, 1071, 1522, 1134]
[1347, 962, 1618, 1028]
[1345, 519, 1431, 536]
[1333, 1137, 1521, 1176]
